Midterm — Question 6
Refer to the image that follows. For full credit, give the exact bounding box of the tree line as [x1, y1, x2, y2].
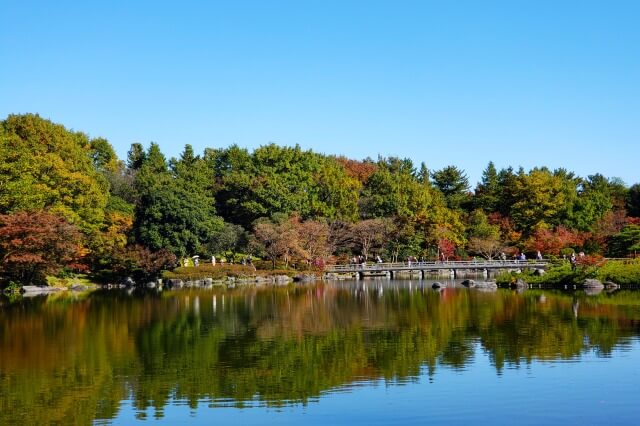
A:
[1, 113, 639, 283]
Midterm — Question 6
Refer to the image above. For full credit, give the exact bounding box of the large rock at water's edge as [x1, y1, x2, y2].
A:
[295, 274, 318, 282]
[473, 281, 498, 290]
[22, 285, 66, 295]
[461, 279, 475, 288]
[604, 281, 619, 290]
[167, 279, 184, 289]
[510, 279, 529, 290]
[533, 269, 546, 276]
[432, 282, 446, 289]
[70, 284, 89, 292]
[122, 277, 136, 287]
[273, 275, 293, 284]
[583, 279, 604, 289]
[145, 282, 156, 289]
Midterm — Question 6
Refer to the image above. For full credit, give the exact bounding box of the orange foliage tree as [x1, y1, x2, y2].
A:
[0, 210, 85, 284]
[524, 226, 585, 256]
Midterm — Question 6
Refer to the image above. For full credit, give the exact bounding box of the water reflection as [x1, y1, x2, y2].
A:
[1, 281, 640, 424]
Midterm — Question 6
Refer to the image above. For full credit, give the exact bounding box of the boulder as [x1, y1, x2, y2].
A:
[461, 279, 475, 288]
[533, 269, 546, 276]
[167, 279, 184, 289]
[474, 281, 498, 290]
[123, 277, 135, 287]
[22, 285, 65, 295]
[510, 279, 529, 290]
[145, 282, 156, 289]
[274, 275, 293, 284]
[432, 282, 446, 289]
[70, 284, 89, 292]
[604, 281, 619, 290]
[295, 274, 318, 282]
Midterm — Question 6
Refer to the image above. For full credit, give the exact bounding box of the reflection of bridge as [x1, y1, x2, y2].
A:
[324, 260, 552, 279]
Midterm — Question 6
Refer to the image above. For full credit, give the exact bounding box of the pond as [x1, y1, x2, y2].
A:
[1, 280, 639, 425]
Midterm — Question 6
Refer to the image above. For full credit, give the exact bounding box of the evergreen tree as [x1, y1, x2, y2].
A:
[628, 183, 640, 218]
[133, 143, 222, 256]
[474, 161, 500, 212]
[430, 165, 471, 211]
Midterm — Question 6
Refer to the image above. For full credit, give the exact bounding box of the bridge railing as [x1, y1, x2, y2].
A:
[325, 259, 552, 272]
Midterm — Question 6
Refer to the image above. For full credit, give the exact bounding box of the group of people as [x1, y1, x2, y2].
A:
[345, 250, 553, 266]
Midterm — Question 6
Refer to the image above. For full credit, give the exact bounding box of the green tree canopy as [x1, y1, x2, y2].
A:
[0, 114, 109, 233]
[133, 143, 223, 256]
[431, 165, 471, 211]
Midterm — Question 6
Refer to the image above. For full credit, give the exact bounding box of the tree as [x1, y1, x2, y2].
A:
[467, 237, 504, 260]
[0, 114, 109, 234]
[89, 137, 120, 173]
[431, 165, 471, 211]
[110, 245, 176, 278]
[510, 167, 578, 235]
[133, 143, 223, 256]
[334, 156, 377, 184]
[384, 217, 422, 262]
[523, 226, 585, 256]
[350, 218, 388, 261]
[495, 167, 519, 217]
[88, 210, 133, 271]
[628, 183, 640, 218]
[207, 222, 249, 259]
[474, 162, 500, 212]
[213, 145, 360, 227]
[0, 210, 84, 284]
[607, 225, 640, 258]
[252, 216, 303, 269]
[466, 210, 503, 259]
[360, 156, 446, 224]
[294, 218, 332, 265]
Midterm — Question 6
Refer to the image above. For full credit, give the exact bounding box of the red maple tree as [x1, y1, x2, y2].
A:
[0, 210, 85, 284]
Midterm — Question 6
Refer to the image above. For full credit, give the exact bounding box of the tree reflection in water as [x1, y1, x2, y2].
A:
[1, 282, 640, 423]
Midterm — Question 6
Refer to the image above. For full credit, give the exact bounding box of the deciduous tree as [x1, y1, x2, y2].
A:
[0, 211, 84, 284]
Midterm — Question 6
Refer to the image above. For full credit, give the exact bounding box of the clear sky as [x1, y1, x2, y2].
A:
[1, 0, 639, 186]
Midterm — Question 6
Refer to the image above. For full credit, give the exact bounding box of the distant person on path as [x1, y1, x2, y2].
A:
[536, 251, 543, 260]
[211, 255, 216, 266]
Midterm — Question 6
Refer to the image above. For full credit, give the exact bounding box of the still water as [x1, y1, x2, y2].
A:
[1, 280, 639, 425]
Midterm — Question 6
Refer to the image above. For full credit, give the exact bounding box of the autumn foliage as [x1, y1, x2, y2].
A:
[524, 226, 585, 256]
[2, 113, 640, 284]
[0, 210, 85, 283]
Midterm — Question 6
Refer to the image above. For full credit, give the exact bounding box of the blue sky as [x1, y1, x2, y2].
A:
[1, 0, 639, 185]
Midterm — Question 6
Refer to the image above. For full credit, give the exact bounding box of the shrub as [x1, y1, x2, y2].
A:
[495, 263, 596, 287]
[597, 260, 640, 285]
